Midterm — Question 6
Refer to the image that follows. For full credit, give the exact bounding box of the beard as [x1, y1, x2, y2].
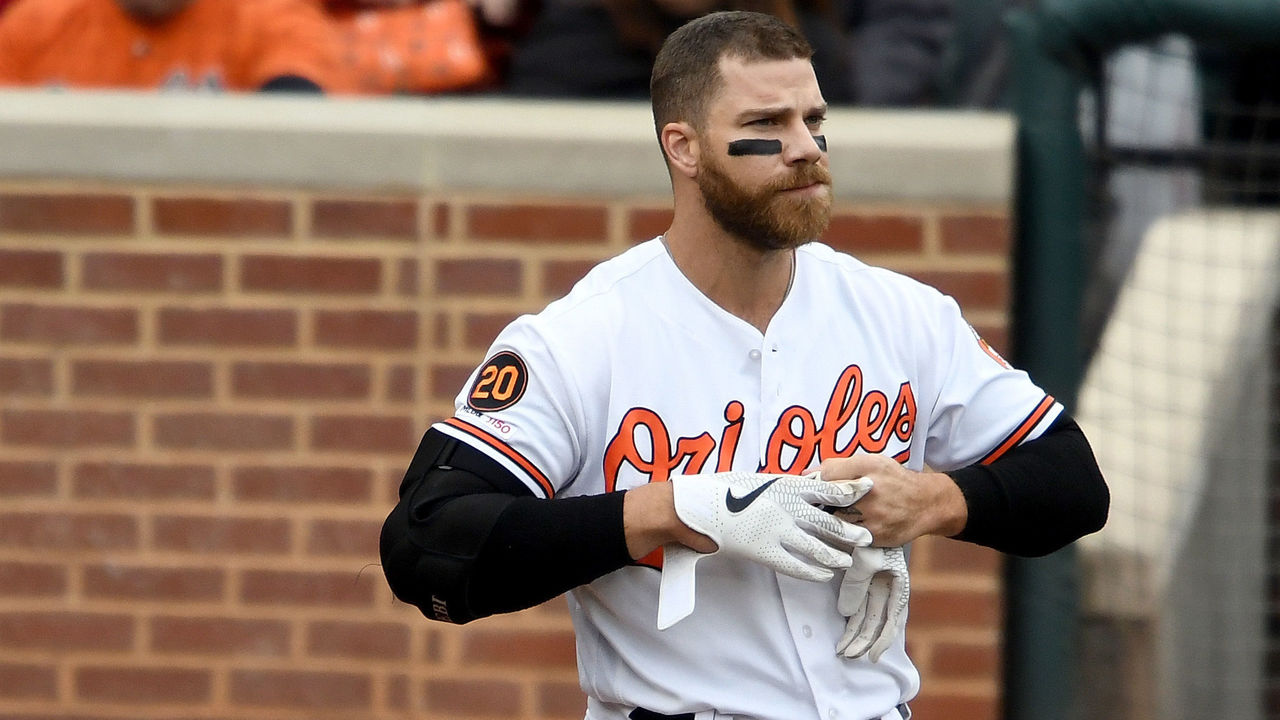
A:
[697, 153, 832, 251]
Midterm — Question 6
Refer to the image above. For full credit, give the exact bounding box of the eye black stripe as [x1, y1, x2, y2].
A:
[726, 137, 827, 155]
[727, 139, 783, 156]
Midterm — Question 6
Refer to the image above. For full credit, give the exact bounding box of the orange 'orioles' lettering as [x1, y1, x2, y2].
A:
[604, 365, 915, 568]
[717, 400, 745, 472]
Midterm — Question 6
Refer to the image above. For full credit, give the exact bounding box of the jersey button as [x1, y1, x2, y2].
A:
[828, 709, 839, 719]
[802, 625, 812, 638]
[748, 349, 762, 361]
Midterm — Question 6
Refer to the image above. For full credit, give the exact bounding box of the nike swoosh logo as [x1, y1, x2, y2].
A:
[725, 477, 779, 513]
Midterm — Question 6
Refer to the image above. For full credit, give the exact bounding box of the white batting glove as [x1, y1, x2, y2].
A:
[658, 471, 873, 630]
[836, 546, 909, 662]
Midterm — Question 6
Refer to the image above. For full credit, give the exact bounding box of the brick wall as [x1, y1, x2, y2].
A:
[0, 92, 1014, 720]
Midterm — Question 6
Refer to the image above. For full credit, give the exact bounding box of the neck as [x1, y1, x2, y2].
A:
[662, 217, 794, 334]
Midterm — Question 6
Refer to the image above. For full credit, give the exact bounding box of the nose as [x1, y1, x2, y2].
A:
[782, 125, 824, 166]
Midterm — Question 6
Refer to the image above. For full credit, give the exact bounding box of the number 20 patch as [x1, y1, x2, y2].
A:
[467, 351, 528, 412]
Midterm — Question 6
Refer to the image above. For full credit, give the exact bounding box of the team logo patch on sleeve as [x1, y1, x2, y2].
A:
[467, 351, 528, 412]
[969, 325, 1012, 369]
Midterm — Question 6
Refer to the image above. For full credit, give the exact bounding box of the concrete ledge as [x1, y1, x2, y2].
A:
[0, 89, 1014, 203]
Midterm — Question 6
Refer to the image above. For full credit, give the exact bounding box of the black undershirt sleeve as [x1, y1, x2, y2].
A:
[946, 413, 1109, 557]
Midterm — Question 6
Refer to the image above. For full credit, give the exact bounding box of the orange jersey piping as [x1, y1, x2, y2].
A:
[442, 417, 555, 498]
[979, 395, 1056, 466]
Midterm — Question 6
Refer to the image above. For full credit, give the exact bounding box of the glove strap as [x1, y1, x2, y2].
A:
[657, 544, 701, 630]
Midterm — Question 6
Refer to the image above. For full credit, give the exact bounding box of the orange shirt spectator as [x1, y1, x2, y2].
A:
[0, 0, 351, 92]
[325, 0, 491, 94]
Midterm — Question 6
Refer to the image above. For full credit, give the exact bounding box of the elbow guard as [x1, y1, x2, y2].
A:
[380, 429, 529, 624]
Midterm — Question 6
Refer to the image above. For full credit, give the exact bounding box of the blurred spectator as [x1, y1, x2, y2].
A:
[500, 0, 852, 101]
[845, 0, 1033, 108]
[842, 0, 951, 106]
[496, 0, 1030, 108]
[936, 0, 1029, 108]
[0, 0, 349, 92]
[324, 0, 494, 94]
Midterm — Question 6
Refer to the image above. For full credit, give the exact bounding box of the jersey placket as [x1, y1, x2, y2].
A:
[750, 325, 782, 424]
[754, 335, 785, 465]
[756, 336, 835, 720]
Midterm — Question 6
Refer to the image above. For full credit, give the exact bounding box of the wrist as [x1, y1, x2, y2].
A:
[928, 471, 968, 538]
[623, 483, 677, 560]
[623, 482, 716, 559]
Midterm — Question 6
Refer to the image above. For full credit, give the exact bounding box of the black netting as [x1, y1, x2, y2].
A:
[1073, 36, 1280, 720]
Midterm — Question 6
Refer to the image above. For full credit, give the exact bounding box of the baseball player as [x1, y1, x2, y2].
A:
[381, 11, 1108, 720]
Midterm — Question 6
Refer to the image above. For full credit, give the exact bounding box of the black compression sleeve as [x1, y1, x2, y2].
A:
[469, 491, 632, 618]
[380, 428, 633, 624]
[946, 414, 1109, 557]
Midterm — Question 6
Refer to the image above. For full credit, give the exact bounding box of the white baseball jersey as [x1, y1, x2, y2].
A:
[437, 239, 1061, 720]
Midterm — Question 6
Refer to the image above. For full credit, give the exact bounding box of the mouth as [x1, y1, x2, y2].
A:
[780, 182, 829, 196]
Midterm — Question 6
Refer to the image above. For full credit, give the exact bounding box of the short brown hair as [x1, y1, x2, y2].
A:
[650, 11, 813, 142]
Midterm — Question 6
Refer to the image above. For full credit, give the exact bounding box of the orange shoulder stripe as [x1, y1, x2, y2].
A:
[979, 395, 1056, 466]
[442, 417, 555, 498]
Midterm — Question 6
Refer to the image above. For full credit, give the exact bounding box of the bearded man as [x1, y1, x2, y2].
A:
[380, 11, 1108, 720]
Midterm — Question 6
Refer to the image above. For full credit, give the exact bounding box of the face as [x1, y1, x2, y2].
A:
[695, 56, 832, 251]
[114, 0, 195, 22]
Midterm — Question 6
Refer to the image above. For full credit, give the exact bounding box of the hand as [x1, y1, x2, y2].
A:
[819, 455, 966, 547]
[657, 471, 872, 629]
[672, 470, 874, 571]
[836, 546, 909, 662]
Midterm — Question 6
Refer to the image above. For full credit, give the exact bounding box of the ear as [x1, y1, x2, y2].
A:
[660, 122, 699, 179]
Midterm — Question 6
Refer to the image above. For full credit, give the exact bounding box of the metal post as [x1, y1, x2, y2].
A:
[1003, 8, 1089, 720]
